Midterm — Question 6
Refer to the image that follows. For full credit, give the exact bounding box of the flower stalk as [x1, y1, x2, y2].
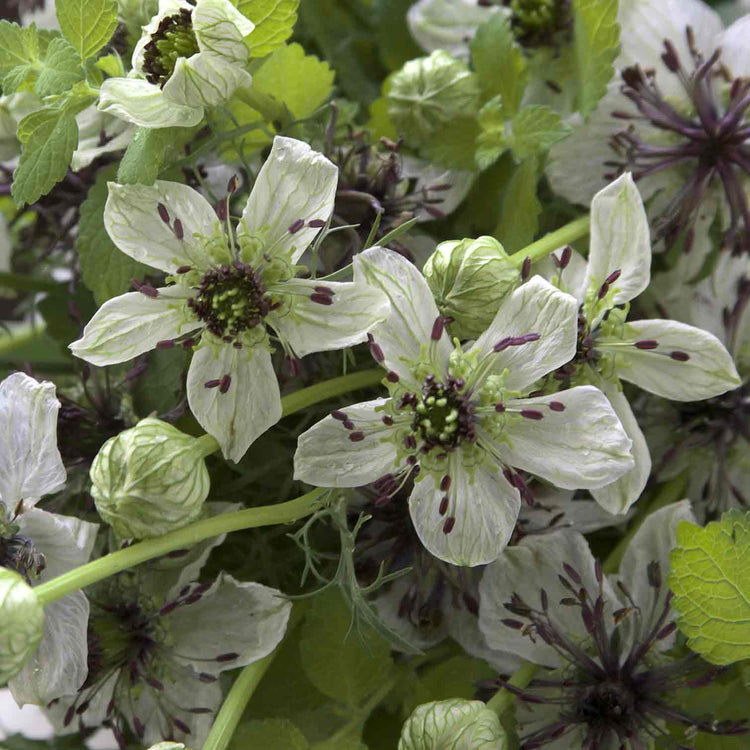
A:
[509, 214, 590, 266]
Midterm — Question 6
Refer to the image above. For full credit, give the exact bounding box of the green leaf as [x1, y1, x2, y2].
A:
[16, 108, 60, 143]
[299, 588, 394, 708]
[252, 43, 335, 120]
[494, 157, 541, 252]
[56, 0, 118, 61]
[374, 0, 423, 71]
[11, 112, 78, 207]
[0, 21, 40, 93]
[230, 718, 309, 750]
[572, 0, 619, 118]
[38, 282, 97, 345]
[412, 655, 496, 708]
[475, 95, 509, 170]
[77, 164, 152, 304]
[470, 14, 528, 116]
[421, 116, 482, 171]
[670, 510, 750, 666]
[117, 126, 195, 186]
[133, 347, 189, 417]
[34, 37, 85, 97]
[508, 105, 571, 162]
[239, 0, 299, 58]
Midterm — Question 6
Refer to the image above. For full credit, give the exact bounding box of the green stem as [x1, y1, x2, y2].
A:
[235, 86, 288, 125]
[602, 473, 689, 575]
[201, 651, 277, 750]
[35, 488, 327, 606]
[509, 214, 590, 267]
[280, 368, 383, 418]
[486, 662, 539, 716]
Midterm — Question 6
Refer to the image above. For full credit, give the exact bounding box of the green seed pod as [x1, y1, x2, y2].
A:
[424, 236, 521, 339]
[387, 50, 480, 147]
[398, 698, 507, 749]
[90, 418, 214, 540]
[0, 569, 44, 686]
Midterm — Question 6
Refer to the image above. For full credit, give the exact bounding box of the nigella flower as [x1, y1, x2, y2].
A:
[47, 543, 291, 748]
[294, 246, 634, 567]
[539, 173, 740, 514]
[643, 250, 750, 518]
[70, 137, 389, 462]
[0, 373, 99, 708]
[98, 0, 255, 128]
[478, 502, 748, 748]
[547, 0, 750, 262]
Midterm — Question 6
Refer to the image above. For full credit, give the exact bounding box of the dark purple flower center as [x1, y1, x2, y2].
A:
[142, 8, 199, 88]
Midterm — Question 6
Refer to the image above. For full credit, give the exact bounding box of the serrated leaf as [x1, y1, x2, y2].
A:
[11, 112, 78, 207]
[56, 0, 118, 61]
[77, 165, 152, 304]
[572, 0, 619, 118]
[0, 21, 39, 77]
[239, 0, 299, 58]
[230, 718, 309, 750]
[35, 37, 85, 97]
[299, 588, 394, 708]
[470, 14, 528, 117]
[422, 116, 481, 171]
[509, 104, 571, 161]
[16, 109, 59, 143]
[494, 156, 541, 252]
[252, 43, 334, 120]
[117, 126, 195, 186]
[670, 510, 750, 666]
[475, 95, 508, 170]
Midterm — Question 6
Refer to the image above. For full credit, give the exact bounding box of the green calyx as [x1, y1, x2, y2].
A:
[142, 8, 200, 87]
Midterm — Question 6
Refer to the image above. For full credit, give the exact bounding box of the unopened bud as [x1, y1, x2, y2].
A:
[387, 51, 480, 147]
[0, 569, 44, 685]
[424, 236, 521, 339]
[90, 418, 213, 539]
[399, 698, 506, 749]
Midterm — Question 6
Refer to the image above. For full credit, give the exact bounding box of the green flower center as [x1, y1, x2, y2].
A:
[187, 262, 274, 342]
[506, 0, 571, 47]
[142, 8, 200, 88]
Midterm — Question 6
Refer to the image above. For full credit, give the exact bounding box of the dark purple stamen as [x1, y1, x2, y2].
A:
[670, 350, 690, 361]
[635, 339, 659, 350]
[288, 218, 305, 234]
[173, 218, 184, 240]
[157, 203, 170, 223]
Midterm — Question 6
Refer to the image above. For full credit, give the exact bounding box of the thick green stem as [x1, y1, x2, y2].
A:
[510, 214, 590, 266]
[201, 651, 277, 750]
[35, 488, 327, 606]
[235, 86, 288, 125]
[602, 473, 689, 575]
[281, 368, 383, 418]
[486, 662, 539, 716]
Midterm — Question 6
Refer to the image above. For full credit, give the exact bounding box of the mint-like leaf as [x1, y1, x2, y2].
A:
[35, 37, 85, 97]
[670, 510, 750, 666]
[239, 0, 299, 58]
[56, 0, 117, 61]
[509, 104, 572, 161]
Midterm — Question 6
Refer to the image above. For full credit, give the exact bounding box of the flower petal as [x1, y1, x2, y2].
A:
[268, 278, 390, 358]
[501, 386, 634, 490]
[98, 76, 204, 128]
[611, 318, 741, 400]
[193, 0, 254, 58]
[408, 460, 521, 567]
[353, 246, 452, 384]
[69, 288, 200, 367]
[163, 53, 252, 108]
[719, 15, 750, 79]
[590, 386, 652, 514]
[0, 374, 65, 507]
[479, 530, 616, 668]
[240, 136, 338, 264]
[582, 173, 651, 306]
[105, 180, 220, 273]
[187, 343, 281, 462]
[166, 573, 291, 675]
[294, 399, 399, 487]
[470, 276, 578, 392]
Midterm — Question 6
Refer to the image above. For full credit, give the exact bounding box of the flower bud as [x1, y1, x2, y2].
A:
[399, 699, 507, 750]
[424, 236, 521, 339]
[90, 418, 213, 539]
[387, 51, 480, 147]
[0, 569, 44, 685]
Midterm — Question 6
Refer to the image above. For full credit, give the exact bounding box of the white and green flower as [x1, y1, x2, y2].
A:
[294, 247, 634, 567]
[541, 173, 740, 514]
[70, 137, 390, 462]
[98, 0, 255, 128]
[0, 373, 98, 707]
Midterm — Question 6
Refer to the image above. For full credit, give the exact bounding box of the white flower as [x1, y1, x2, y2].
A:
[540, 173, 740, 514]
[294, 247, 634, 567]
[0, 373, 98, 707]
[98, 0, 255, 128]
[547, 0, 750, 264]
[70, 137, 389, 462]
[71, 105, 135, 171]
[477, 502, 743, 747]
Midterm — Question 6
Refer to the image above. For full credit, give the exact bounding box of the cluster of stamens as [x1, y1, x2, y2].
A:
[0, 506, 45, 583]
[607, 27, 750, 253]
[142, 8, 199, 88]
[486, 558, 747, 748]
